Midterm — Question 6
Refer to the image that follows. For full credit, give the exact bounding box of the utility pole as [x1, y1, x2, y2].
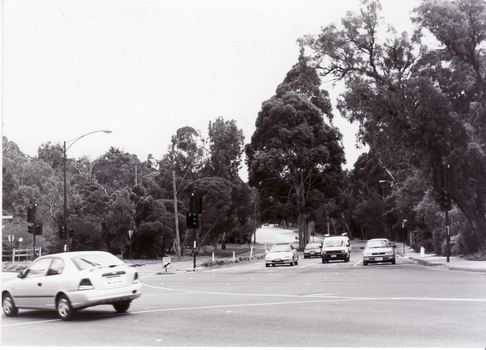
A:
[173, 171, 181, 259]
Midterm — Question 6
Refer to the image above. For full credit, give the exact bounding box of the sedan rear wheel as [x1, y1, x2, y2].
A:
[57, 294, 76, 321]
[2, 292, 18, 317]
[113, 301, 131, 313]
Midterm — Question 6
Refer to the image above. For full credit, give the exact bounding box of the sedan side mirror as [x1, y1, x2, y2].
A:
[17, 270, 27, 279]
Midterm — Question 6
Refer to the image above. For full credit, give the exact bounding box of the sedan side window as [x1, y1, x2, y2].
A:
[25, 258, 52, 278]
[47, 258, 65, 276]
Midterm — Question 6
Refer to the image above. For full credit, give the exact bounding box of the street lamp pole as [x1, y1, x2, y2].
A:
[379, 180, 393, 240]
[63, 130, 112, 251]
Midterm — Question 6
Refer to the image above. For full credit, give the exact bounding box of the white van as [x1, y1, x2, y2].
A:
[321, 235, 351, 263]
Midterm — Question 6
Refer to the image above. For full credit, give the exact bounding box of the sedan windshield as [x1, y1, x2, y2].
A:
[305, 243, 321, 249]
[270, 245, 292, 253]
[367, 240, 390, 248]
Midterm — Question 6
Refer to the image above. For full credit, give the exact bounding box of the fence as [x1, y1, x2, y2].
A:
[2, 248, 42, 263]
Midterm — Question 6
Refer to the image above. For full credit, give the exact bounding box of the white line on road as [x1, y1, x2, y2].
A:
[139, 283, 486, 303]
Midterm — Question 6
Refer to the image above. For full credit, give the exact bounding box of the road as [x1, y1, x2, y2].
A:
[254, 224, 299, 244]
[2, 240, 486, 347]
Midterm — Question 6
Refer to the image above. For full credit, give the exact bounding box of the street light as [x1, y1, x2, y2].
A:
[63, 130, 112, 251]
[379, 179, 393, 240]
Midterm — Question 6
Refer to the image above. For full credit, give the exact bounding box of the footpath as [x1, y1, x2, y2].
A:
[396, 246, 486, 273]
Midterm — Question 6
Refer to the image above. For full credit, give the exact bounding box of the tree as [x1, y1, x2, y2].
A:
[186, 177, 256, 250]
[37, 142, 64, 169]
[206, 117, 245, 181]
[301, 0, 486, 252]
[102, 189, 135, 255]
[92, 147, 141, 194]
[246, 53, 345, 249]
[159, 126, 206, 181]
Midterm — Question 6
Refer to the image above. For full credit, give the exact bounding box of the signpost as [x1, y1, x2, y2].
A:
[128, 230, 133, 260]
[163, 257, 171, 272]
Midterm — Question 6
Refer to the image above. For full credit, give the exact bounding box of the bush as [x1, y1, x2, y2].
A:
[452, 228, 482, 256]
[462, 251, 486, 261]
[197, 254, 266, 268]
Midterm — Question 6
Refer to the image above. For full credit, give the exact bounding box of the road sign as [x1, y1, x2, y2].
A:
[163, 257, 171, 270]
[8, 234, 14, 242]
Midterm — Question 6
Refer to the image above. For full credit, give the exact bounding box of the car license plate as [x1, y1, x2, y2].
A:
[375, 257, 383, 261]
[107, 275, 121, 284]
[331, 255, 337, 258]
[274, 258, 281, 261]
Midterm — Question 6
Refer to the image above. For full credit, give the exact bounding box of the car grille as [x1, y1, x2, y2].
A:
[324, 250, 342, 254]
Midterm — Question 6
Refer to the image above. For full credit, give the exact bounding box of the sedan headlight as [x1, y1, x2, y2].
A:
[363, 251, 372, 257]
[385, 250, 394, 255]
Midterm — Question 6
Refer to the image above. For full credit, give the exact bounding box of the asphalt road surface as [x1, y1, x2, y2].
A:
[2, 241, 485, 348]
[254, 224, 299, 244]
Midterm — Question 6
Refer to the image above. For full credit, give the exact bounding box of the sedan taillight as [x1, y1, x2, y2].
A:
[78, 278, 94, 291]
[133, 272, 139, 282]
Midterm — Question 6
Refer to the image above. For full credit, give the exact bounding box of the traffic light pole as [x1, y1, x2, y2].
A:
[193, 236, 197, 270]
[446, 210, 450, 263]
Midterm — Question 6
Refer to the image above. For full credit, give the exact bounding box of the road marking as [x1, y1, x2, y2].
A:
[126, 295, 486, 317]
[139, 283, 486, 303]
[2, 318, 61, 327]
[3, 292, 484, 328]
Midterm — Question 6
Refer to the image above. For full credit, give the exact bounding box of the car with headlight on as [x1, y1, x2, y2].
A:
[361, 238, 396, 265]
[304, 242, 322, 258]
[321, 235, 351, 263]
[2, 251, 142, 320]
[265, 243, 299, 267]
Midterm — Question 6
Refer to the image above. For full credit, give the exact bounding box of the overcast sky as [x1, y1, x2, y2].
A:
[2, 0, 420, 180]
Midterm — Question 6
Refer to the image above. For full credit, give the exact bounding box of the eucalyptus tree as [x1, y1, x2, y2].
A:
[246, 52, 345, 249]
[301, 0, 486, 251]
[205, 117, 245, 181]
[102, 188, 135, 256]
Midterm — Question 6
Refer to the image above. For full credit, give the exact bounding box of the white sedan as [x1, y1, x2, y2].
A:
[361, 238, 396, 266]
[2, 251, 142, 320]
[265, 243, 299, 267]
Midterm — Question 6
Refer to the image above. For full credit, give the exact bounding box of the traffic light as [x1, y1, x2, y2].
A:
[186, 213, 198, 228]
[27, 223, 34, 234]
[190, 194, 203, 214]
[35, 224, 43, 235]
[60, 226, 66, 238]
[440, 190, 452, 212]
[27, 204, 37, 223]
